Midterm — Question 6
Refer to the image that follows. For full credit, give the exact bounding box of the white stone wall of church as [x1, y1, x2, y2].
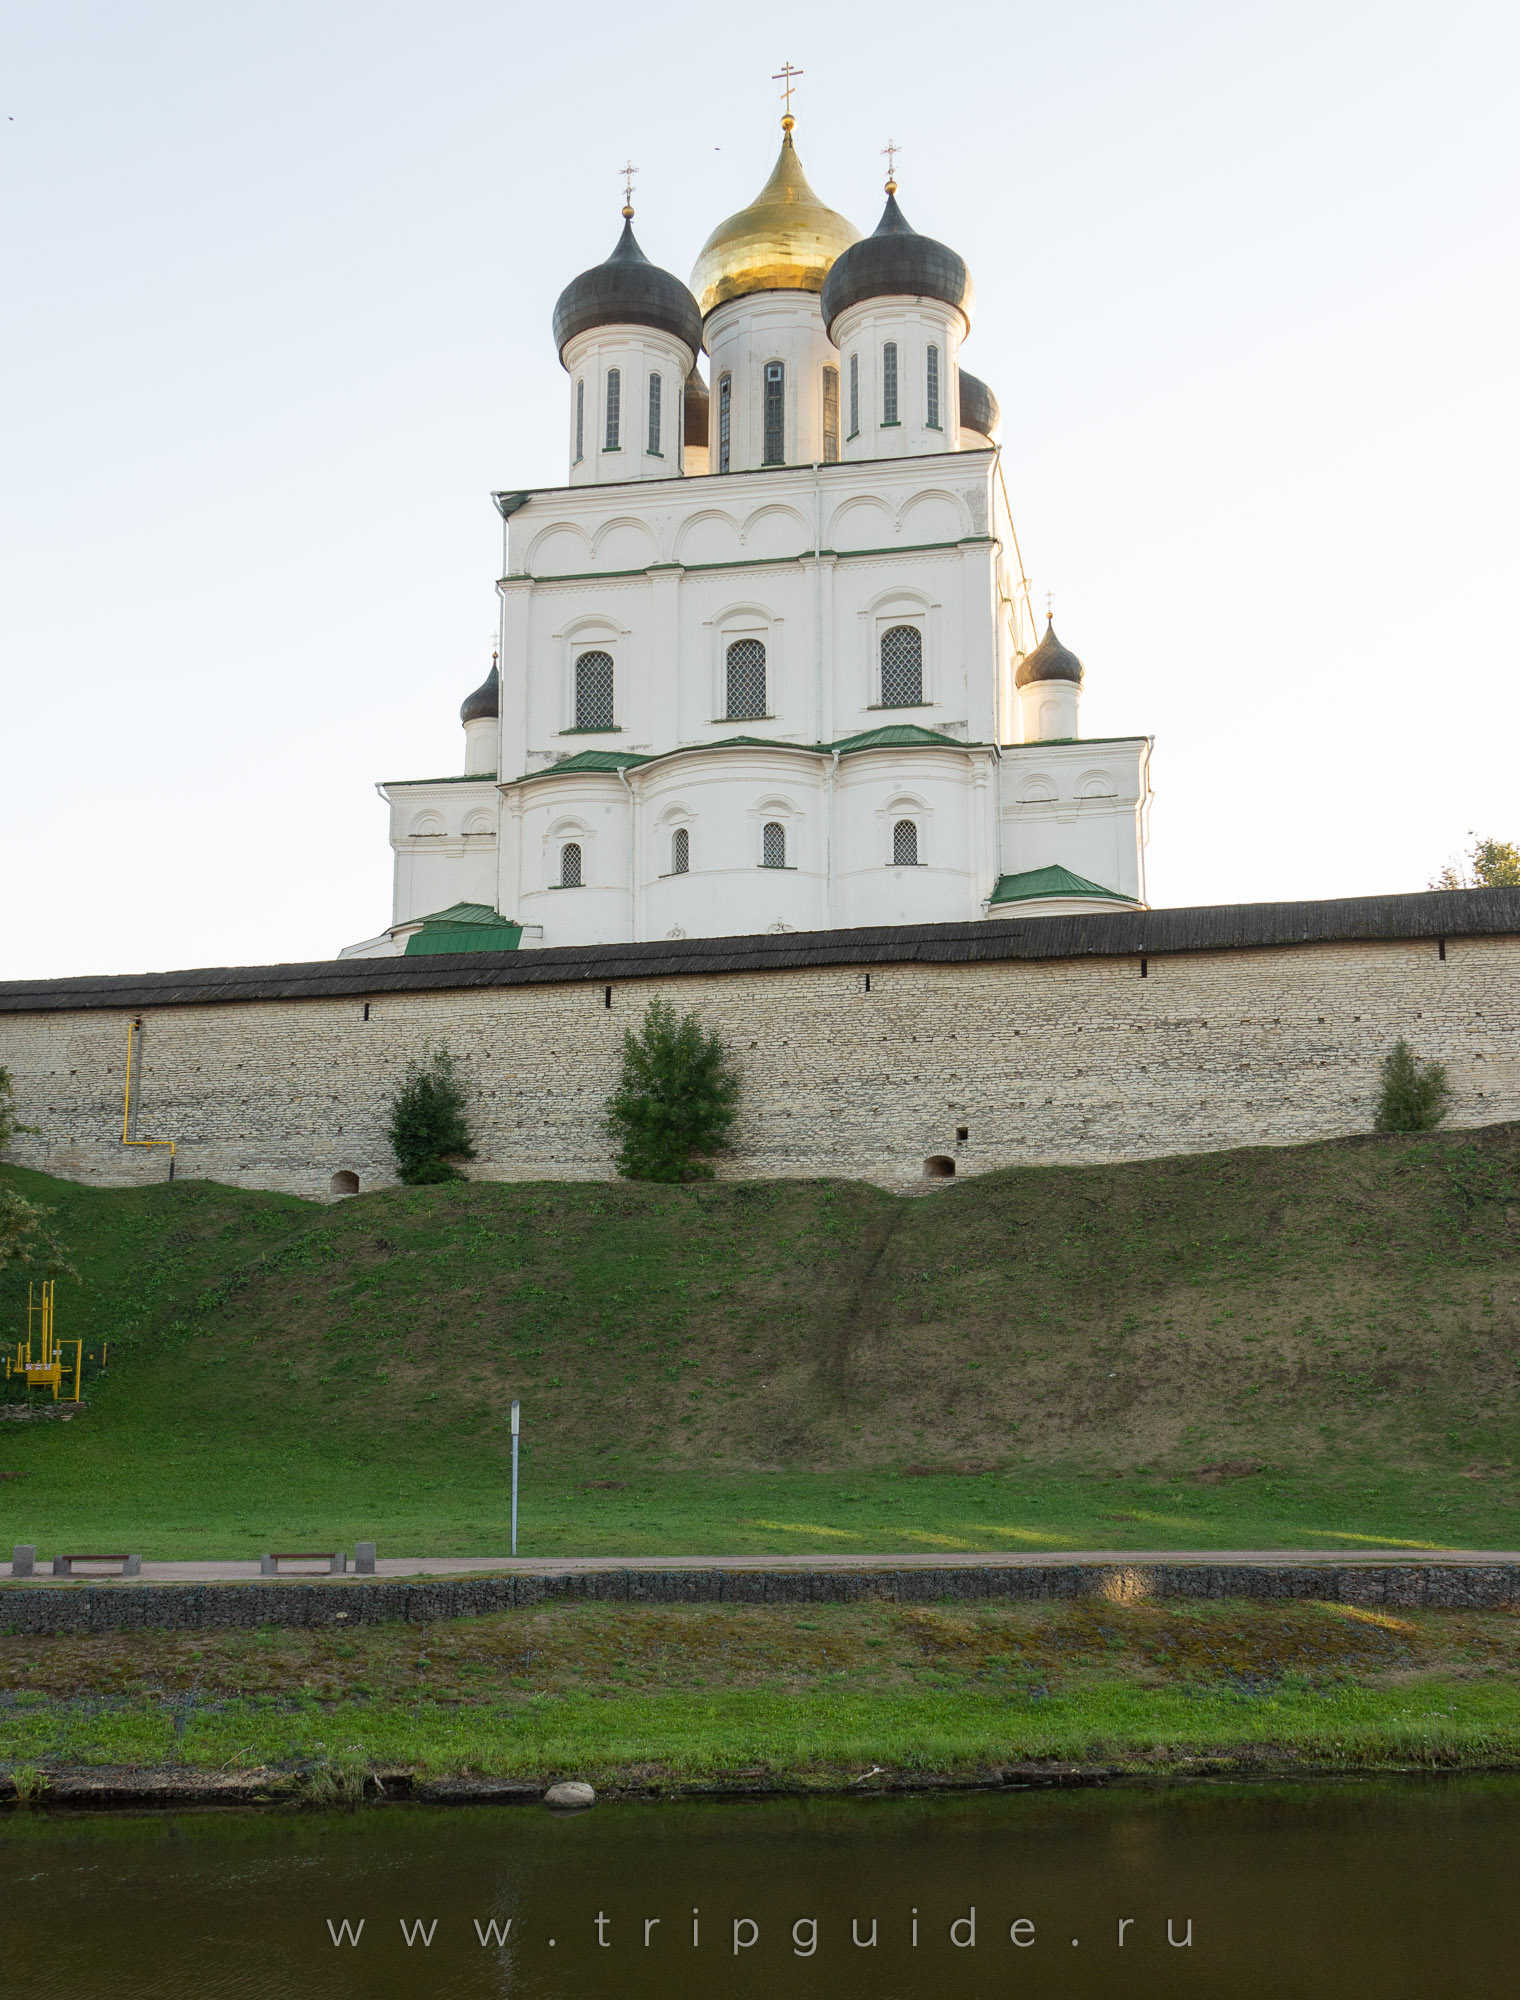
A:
[2, 937, 1514, 1200]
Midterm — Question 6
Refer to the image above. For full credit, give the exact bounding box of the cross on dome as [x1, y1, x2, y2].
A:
[620, 159, 638, 218]
[881, 138, 901, 193]
[771, 60, 803, 126]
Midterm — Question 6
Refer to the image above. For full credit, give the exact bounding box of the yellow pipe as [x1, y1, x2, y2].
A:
[121, 1019, 176, 1170]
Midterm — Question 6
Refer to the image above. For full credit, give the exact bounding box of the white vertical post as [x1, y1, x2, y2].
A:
[510, 1399, 520, 1557]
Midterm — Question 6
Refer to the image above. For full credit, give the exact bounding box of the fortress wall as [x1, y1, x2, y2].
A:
[1, 932, 1516, 1198]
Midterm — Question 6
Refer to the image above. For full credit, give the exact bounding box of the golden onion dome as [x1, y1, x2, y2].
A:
[689, 119, 860, 318]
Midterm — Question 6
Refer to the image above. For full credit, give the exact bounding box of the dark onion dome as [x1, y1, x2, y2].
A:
[958, 368, 1000, 442]
[1015, 618, 1084, 689]
[684, 367, 709, 447]
[459, 661, 499, 724]
[820, 187, 974, 338]
[552, 214, 702, 366]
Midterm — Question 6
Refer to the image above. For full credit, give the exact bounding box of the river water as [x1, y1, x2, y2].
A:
[4, 1776, 1516, 1997]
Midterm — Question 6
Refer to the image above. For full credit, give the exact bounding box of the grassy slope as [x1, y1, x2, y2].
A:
[6, 1599, 1520, 1785]
[1, 1122, 1518, 1555]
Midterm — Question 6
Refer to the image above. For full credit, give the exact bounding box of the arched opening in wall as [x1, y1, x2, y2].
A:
[923, 1155, 956, 1180]
[893, 819, 920, 867]
[575, 651, 615, 729]
[880, 625, 923, 706]
[330, 1171, 360, 1197]
[671, 826, 690, 874]
[560, 841, 583, 888]
[726, 638, 767, 720]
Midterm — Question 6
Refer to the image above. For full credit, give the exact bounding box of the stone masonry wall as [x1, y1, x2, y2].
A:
[1, 935, 1516, 1199]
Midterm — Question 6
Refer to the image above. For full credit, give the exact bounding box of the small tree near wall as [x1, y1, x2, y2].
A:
[1374, 1039, 1451, 1134]
[386, 1048, 477, 1184]
[605, 997, 740, 1183]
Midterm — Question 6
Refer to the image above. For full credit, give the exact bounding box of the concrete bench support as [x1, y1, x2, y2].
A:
[11, 1545, 35, 1578]
[260, 1552, 346, 1576]
[355, 1541, 376, 1575]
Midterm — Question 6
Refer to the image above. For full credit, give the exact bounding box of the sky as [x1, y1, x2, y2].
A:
[3, 0, 1517, 978]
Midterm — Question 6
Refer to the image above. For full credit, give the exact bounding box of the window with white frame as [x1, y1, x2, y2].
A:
[761, 821, 786, 868]
[560, 841, 583, 887]
[671, 826, 689, 874]
[848, 351, 859, 437]
[880, 625, 923, 706]
[605, 368, 621, 450]
[574, 379, 584, 462]
[822, 366, 839, 462]
[718, 374, 731, 472]
[762, 362, 784, 465]
[725, 638, 767, 720]
[574, 650, 615, 729]
[647, 373, 662, 455]
[882, 342, 899, 424]
[926, 344, 941, 429]
[892, 819, 919, 866]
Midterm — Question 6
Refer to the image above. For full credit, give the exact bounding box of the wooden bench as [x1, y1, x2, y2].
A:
[260, 1551, 346, 1575]
[52, 1553, 141, 1577]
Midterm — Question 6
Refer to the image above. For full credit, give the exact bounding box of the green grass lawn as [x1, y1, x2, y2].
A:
[2, 1122, 1518, 1557]
[6, 1598, 1520, 1785]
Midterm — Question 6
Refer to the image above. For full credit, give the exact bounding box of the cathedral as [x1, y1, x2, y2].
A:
[342, 109, 1151, 959]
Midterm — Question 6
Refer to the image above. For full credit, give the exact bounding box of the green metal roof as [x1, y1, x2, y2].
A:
[988, 864, 1140, 907]
[504, 727, 986, 787]
[824, 724, 982, 753]
[515, 749, 657, 781]
[402, 903, 523, 956]
[382, 773, 498, 787]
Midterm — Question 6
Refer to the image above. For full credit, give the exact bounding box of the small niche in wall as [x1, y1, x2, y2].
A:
[330, 1171, 360, 1197]
[924, 1155, 956, 1180]
[955, 1126, 969, 1143]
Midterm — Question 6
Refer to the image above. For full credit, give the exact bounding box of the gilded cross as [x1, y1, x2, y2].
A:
[772, 62, 803, 117]
[620, 160, 638, 210]
[881, 139, 901, 187]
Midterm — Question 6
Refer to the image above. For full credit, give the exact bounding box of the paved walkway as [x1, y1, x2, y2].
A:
[6, 1548, 1519, 1585]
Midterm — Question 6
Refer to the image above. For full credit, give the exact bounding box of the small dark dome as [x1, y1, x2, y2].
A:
[959, 368, 1000, 442]
[459, 662, 499, 724]
[552, 217, 702, 366]
[684, 368, 709, 448]
[1015, 619, 1084, 689]
[820, 189, 973, 338]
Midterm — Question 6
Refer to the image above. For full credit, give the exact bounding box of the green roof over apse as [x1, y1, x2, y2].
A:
[515, 749, 657, 781]
[988, 865, 1141, 907]
[824, 724, 983, 753]
[403, 902, 524, 956]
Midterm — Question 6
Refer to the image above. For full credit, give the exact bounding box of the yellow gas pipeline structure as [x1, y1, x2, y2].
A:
[5, 1280, 84, 1402]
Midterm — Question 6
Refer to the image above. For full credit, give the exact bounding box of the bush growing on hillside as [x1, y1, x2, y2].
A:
[604, 997, 740, 1183]
[0, 1068, 73, 1279]
[385, 1048, 476, 1184]
[1374, 1039, 1451, 1133]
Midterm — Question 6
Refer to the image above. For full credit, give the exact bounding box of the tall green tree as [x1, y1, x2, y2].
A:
[385, 1048, 476, 1184]
[604, 997, 741, 1183]
[1430, 834, 1520, 890]
[0, 1067, 71, 1280]
[1373, 1039, 1451, 1134]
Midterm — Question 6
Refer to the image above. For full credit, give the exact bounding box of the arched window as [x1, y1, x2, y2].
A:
[822, 366, 839, 462]
[604, 368, 621, 450]
[725, 638, 767, 720]
[926, 345, 941, 429]
[647, 373, 662, 455]
[671, 827, 689, 874]
[560, 841, 583, 887]
[574, 379, 584, 463]
[848, 352, 859, 437]
[882, 342, 899, 425]
[892, 819, 919, 867]
[762, 361, 784, 465]
[880, 625, 923, 706]
[718, 374, 732, 473]
[762, 821, 786, 868]
[574, 650, 614, 729]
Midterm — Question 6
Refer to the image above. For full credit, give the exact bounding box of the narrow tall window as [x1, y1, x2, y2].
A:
[926, 344, 941, 429]
[560, 841, 583, 887]
[822, 366, 840, 463]
[762, 361, 784, 465]
[848, 352, 859, 437]
[671, 827, 689, 874]
[605, 368, 621, 450]
[880, 625, 923, 706]
[647, 373, 662, 455]
[574, 379, 584, 462]
[574, 650, 614, 729]
[892, 819, 919, 867]
[882, 342, 898, 424]
[718, 374, 732, 473]
[762, 821, 786, 868]
[726, 638, 767, 720]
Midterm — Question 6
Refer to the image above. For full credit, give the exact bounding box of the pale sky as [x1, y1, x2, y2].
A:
[4, 0, 1517, 979]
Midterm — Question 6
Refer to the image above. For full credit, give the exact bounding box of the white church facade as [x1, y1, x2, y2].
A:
[344, 115, 1151, 959]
